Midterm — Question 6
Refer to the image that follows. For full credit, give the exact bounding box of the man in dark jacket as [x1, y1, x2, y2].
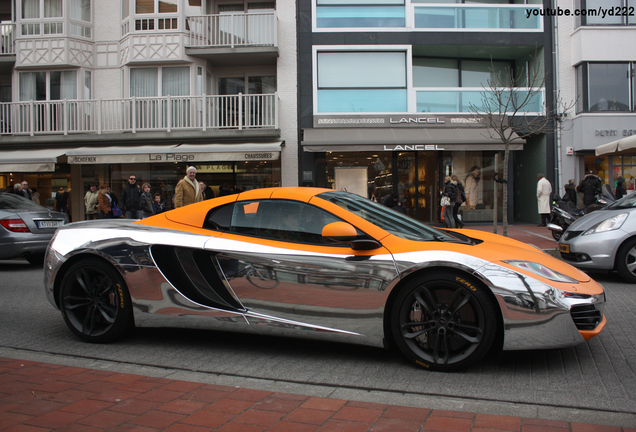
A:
[121, 175, 142, 219]
[577, 171, 602, 212]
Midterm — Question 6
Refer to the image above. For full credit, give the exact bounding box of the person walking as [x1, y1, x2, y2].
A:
[121, 174, 142, 219]
[616, 176, 627, 200]
[199, 181, 215, 200]
[451, 175, 465, 228]
[139, 182, 155, 219]
[536, 173, 552, 226]
[442, 175, 455, 228]
[55, 187, 69, 215]
[152, 193, 167, 214]
[576, 171, 601, 213]
[84, 183, 99, 220]
[174, 166, 203, 208]
[97, 185, 112, 219]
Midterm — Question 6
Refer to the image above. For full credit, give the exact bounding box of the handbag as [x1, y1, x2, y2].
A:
[112, 202, 122, 217]
[440, 195, 451, 207]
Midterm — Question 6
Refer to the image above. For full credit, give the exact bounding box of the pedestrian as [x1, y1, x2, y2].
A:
[13, 183, 22, 195]
[152, 192, 167, 214]
[451, 175, 465, 228]
[464, 166, 480, 209]
[20, 180, 31, 200]
[97, 184, 112, 219]
[616, 176, 626, 200]
[55, 187, 69, 215]
[121, 174, 142, 219]
[381, 192, 399, 209]
[219, 183, 233, 196]
[576, 171, 601, 213]
[31, 188, 40, 205]
[564, 179, 577, 203]
[139, 182, 155, 219]
[200, 181, 215, 200]
[536, 173, 552, 226]
[174, 166, 203, 208]
[442, 175, 455, 228]
[84, 183, 99, 220]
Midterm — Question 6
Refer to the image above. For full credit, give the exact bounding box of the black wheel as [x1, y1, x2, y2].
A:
[59, 259, 134, 343]
[551, 230, 562, 241]
[616, 238, 636, 283]
[26, 253, 45, 265]
[390, 272, 497, 371]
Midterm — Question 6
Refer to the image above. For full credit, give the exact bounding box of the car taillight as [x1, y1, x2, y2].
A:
[0, 218, 30, 233]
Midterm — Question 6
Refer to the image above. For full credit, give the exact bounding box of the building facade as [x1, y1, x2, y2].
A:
[298, 0, 555, 224]
[556, 0, 636, 197]
[0, 0, 298, 221]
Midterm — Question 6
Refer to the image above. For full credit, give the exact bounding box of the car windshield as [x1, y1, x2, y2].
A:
[607, 193, 636, 209]
[0, 193, 48, 211]
[317, 191, 461, 242]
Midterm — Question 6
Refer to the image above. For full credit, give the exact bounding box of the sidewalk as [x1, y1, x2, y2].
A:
[0, 356, 629, 432]
[461, 222, 559, 252]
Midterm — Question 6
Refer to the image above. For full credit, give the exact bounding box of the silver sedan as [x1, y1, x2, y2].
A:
[0, 192, 69, 264]
[559, 192, 636, 282]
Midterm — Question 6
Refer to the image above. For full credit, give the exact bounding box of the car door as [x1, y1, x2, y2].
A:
[203, 198, 399, 344]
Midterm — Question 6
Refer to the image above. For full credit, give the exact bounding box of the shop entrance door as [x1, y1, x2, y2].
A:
[397, 151, 438, 223]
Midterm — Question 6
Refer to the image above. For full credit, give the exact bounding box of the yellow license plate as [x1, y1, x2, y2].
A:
[559, 244, 570, 253]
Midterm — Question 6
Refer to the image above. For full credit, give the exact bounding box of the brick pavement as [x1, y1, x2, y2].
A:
[1, 357, 632, 432]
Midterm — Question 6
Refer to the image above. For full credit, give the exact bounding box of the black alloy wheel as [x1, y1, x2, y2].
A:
[391, 272, 497, 371]
[59, 259, 134, 343]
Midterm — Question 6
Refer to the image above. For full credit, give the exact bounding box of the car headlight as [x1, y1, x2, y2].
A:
[583, 213, 628, 235]
[503, 260, 578, 283]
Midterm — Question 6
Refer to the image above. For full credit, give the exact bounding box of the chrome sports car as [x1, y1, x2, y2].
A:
[44, 188, 606, 371]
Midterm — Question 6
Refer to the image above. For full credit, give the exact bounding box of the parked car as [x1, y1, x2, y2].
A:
[0, 192, 69, 264]
[560, 191, 636, 283]
[44, 187, 605, 371]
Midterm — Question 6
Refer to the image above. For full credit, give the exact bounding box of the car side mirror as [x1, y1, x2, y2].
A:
[322, 222, 381, 251]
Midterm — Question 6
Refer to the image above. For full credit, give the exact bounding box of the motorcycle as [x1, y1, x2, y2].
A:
[547, 184, 615, 241]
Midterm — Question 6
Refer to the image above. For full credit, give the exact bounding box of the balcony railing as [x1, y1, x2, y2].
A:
[0, 22, 15, 54]
[413, 4, 542, 31]
[415, 88, 545, 114]
[187, 12, 276, 48]
[0, 93, 278, 136]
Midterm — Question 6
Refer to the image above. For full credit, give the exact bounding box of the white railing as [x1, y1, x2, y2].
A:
[187, 12, 276, 48]
[0, 23, 15, 54]
[0, 93, 278, 136]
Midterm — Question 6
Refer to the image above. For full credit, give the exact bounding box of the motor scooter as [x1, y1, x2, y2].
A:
[547, 184, 615, 241]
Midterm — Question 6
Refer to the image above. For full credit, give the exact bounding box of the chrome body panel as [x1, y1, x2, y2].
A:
[391, 250, 603, 350]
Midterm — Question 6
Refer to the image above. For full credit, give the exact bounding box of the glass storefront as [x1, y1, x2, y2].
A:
[323, 150, 504, 224]
[0, 167, 71, 211]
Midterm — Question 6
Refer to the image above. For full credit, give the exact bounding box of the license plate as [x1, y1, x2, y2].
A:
[37, 220, 62, 229]
[559, 244, 570, 254]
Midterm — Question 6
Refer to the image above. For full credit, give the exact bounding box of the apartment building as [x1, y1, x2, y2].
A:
[556, 0, 636, 196]
[0, 0, 297, 221]
[298, 0, 555, 224]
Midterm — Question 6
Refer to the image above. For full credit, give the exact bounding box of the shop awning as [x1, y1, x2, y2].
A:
[66, 143, 282, 164]
[595, 134, 636, 156]
[302, 128, 524, 152]
[0, 148, 70, 172]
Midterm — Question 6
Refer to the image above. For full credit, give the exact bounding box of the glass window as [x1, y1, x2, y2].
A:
[19, 71, 77, 101]
[222, 200, 342, 244]
[162, 66, 189, 96]
[413, 58, 458, 88]
[19, 72, 46, 101]
[588, 63, 630, 112]
[123, 0, 129, 19]
[84, 71, 91, 99]
[130, 67, 158, 96]
[585, 0, 624, 25]
[50, 71, 77, 100]
[136, 0, 154, 13]
[316, 0, 405, 28]
[461, 60, 512, 87]
[71, 0, 91, 21]
[44, 0, 63, 17]
[22, 0, 39, 19]
[318, 52, 406, 88]
[248, 76, 276, 94]
[158, 0, 177, 13]
[576, 64, 584, 113]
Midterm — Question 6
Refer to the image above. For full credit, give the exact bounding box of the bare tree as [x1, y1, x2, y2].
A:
[468, 53, 574, 237]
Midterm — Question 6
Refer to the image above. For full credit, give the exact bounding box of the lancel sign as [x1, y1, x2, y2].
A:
[314, 115, 482, 128]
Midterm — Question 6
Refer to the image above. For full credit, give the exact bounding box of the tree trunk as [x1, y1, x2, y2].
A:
[503, 144, 509, 237]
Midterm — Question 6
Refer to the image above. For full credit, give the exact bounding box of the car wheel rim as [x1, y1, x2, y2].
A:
[62, 267, 120, 337]
[625, 247, 636, 275]
[399, 282, 485, 366]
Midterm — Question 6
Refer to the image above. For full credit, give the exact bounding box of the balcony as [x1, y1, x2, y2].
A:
[1, 22, 15, 55]
[186, 12, 278, 66]
[412, 4, 542, 31]
[415, 88, 545, 115]
[0, 93, 278, 137]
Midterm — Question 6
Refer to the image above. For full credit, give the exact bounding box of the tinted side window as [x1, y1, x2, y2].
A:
[204, 203, 234, 231]
[229, 200, 342, 244]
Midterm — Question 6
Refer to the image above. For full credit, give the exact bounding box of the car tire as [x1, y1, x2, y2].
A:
[616, 238, 636, 283]
[26, 253, 45, 265]
[390, 272, 497, 371]
[551, 230, 562, 241]
[59, 258, 134, 343]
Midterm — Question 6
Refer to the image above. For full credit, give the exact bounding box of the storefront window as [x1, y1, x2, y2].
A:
[611, 156, 635, 193]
